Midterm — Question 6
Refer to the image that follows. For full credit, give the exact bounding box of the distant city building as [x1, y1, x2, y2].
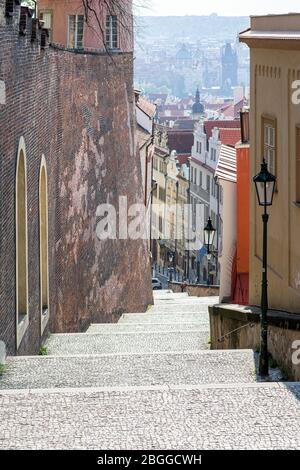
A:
[191, 88, 205, 119]
[221, 42, 238, 90]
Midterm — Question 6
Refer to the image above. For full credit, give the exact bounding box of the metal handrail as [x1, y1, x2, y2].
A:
[217, 322, 255, 343]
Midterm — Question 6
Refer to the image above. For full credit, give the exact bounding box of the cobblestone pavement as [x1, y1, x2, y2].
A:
[0, 350, 256, 390]
[0, 383, 300, 449]
[0, 292, 299, 450]
[119, 312, 209, 323]
[87, 322, 208, 333]
[45, 330, 211, 355]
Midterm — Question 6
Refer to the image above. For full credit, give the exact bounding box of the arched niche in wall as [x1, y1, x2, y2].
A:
[15, 137, 29, 349]
[39, 155, 50, 335]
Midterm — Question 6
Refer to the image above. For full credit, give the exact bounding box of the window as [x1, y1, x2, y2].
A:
[296, 127, 300, 203]
[68, 15, 84, 49]
[194, 168, 197, 184]
[206, 175, 210, 193]
[262, 116, 277, 176]
[199, 171, 203, 188]
[16, 138, 29, 349]
[106, 15, 118, 49]
[39, 11, 53, 42]
[39, 157, 50, 335]
[159, 215, 163, 233]
[159, 186, 166, 202]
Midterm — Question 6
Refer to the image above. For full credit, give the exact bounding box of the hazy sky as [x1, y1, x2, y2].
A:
[139, 0, 300, 16]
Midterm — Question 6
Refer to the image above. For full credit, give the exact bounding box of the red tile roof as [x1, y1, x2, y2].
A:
[204, 120, 240, 139]
[167, 130, 194, 154]
[177, 154, 190, 165]
[137, 96, 156, 118]
[219, 128, 241, 147]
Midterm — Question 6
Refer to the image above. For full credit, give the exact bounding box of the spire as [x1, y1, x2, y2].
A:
[192, 87, 204, 116]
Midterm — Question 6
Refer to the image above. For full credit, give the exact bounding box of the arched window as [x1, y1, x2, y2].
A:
[16, 137, 29, 349]
[39, 156, 49, 334]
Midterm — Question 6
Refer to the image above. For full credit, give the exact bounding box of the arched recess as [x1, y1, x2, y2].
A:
[39, 155, 50, 335]
[16, 137, 29, 349]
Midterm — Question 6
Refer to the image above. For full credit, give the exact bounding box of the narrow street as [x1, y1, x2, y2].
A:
[0, 290, 300, 450]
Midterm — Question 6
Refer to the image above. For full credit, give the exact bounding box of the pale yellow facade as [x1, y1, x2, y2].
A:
[240, 14, 300, 313]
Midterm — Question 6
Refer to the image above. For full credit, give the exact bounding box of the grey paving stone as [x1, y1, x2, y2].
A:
[0, 383, 299, 450]
[0, 350, 256, 390]
[86, 323, 208, 333]
[45, 331, 210, 356]
[150, 304, 213, 313]
[115, 312, 209, 324]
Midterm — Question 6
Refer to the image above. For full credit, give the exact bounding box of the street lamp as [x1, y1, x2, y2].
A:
[168, 251, 175, 281]
[253, 159, 276, 377]
[204, 217, 216, 254]
[204, 217, 216, 286]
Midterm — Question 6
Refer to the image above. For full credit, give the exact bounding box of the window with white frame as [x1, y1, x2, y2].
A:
[39, 11, 53, 41]
[68, 15, 84, 49]
[262, 116, 277, 176]
[106, 15, 118, 49]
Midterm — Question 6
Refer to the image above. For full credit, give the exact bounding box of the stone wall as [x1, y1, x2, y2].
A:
[168, 281, 219, 297]
[0, 2, 153, 355]
[209, 304, 300, 380]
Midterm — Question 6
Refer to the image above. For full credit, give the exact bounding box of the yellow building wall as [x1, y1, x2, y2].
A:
[250, 48, 300, 312]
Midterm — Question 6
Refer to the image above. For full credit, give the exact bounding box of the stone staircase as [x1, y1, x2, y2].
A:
[0, 290, 300, 450]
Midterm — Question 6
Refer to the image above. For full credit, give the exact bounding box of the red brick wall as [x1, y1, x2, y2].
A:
[0, 2, 152, 355]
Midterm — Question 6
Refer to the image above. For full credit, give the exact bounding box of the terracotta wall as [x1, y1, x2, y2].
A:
[38, 0, 133, 52]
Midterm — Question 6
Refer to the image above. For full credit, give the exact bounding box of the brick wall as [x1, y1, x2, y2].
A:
[0, 1, 153, 355]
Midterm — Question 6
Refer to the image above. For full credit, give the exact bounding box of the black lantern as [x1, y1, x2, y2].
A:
[253, 160, 276, 207]
[204, 217, 216, 253]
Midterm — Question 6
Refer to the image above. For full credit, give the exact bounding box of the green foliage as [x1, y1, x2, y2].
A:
[0, 363, 6, 376]
[39, 346, 48, 356]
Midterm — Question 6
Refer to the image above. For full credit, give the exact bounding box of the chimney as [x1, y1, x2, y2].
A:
[240, 107, 250, 144]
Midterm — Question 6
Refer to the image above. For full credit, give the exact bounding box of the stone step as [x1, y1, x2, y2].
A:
[0, 382, 299, 449]
[0, 350, 256, 390]
[87, 323, 208, 333]
[152, 292, 189, 300]
[150, 304, 211, 313]
[153, 296, 219, 305]
[119, 312, 209, 324]
[45, 330, 210, 356]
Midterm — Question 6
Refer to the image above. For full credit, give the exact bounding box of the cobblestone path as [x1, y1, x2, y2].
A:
[0, 291, 300, 449]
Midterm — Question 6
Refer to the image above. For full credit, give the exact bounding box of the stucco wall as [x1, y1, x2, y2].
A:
[0, 2, 152, 355]
[249, 46, 300, 313]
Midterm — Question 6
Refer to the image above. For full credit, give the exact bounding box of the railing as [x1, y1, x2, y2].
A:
[217, 322, 255, 343]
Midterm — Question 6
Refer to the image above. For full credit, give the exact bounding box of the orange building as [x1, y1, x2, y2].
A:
[38, 0, 133, 52]
[232, 122, 250, 305]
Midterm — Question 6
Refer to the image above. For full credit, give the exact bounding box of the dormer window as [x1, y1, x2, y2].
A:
[106, 15, 118, 49]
